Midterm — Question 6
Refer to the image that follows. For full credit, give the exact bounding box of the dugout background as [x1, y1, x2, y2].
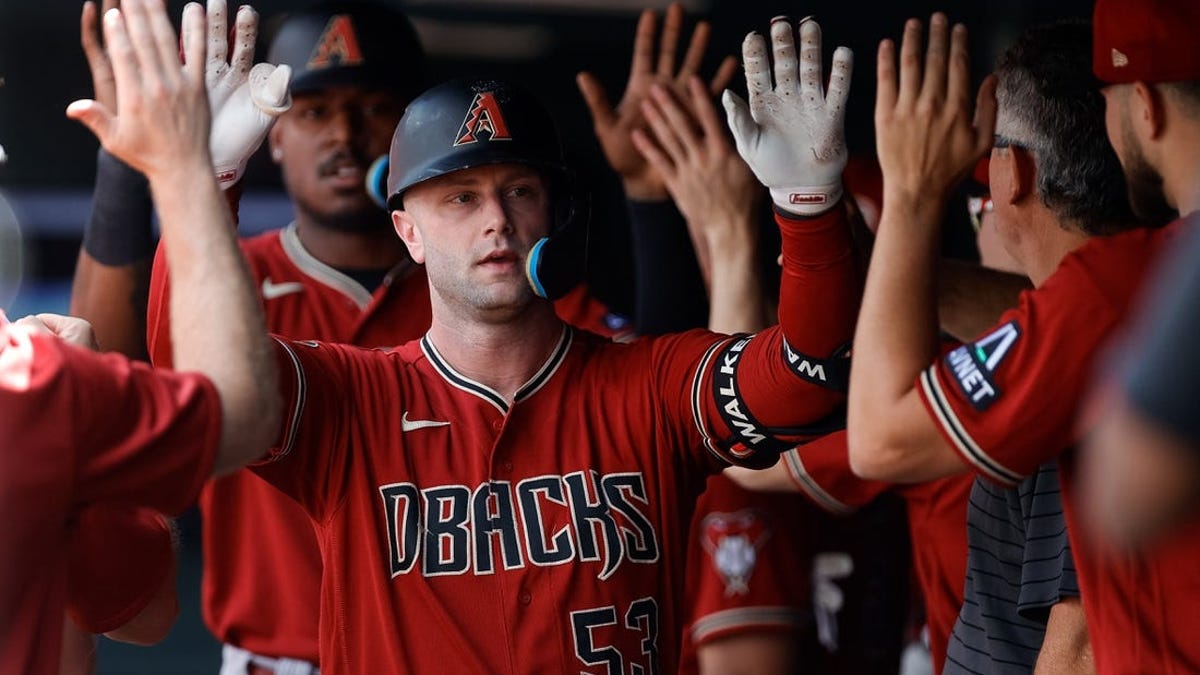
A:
[0, 0, 1092, 671]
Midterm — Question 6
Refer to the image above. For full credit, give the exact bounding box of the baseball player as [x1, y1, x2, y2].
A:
[624, 67, 837, 674]
[144, 11, 860, 672]
[2, 0, 288, 670]
[69, 2, 427, 671]
[136, 3, 621, 671]
[630, 64, 968, 673]
[848, 6, 1200, 673]
[726, 431, 971, 673]
[1083, 0, 1200, 549]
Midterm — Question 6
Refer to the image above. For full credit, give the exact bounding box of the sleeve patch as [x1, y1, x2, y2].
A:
[944, 321, 1021, 412]
[700, 509, 771, 597]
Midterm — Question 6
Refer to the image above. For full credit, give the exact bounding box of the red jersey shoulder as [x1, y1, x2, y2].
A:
[918, 224, 1180, 485]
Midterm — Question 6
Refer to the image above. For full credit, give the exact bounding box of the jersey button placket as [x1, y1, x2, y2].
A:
[518, 590, 532, 605]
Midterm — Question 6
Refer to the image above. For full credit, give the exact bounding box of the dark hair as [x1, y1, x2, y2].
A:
[994, 20, 1138, 235]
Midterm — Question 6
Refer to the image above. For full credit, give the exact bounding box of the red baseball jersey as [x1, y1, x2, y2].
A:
[0, 317, 219, 675]
[147, 224, 432, 661]
[66, 505, 175, 634]
[782, 431, 970, 673]
[245, 207, 856, 674]
[677, 473, 816, 675]
[915, 221, 1200, 674]
[146, 224, 637, 660]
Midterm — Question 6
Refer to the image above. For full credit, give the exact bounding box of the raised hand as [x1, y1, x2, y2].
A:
[632, 77, 762, 283]
[66, 0, 212, 183]
[577, 2, 737, 201]
[200, 0, 291, 187]
[874, 14, 995, 206]
[723, 17, 852, 216]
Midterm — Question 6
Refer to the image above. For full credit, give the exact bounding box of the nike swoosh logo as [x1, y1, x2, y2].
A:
[262, 278, 305, 300]
[401, 411, 451, 432]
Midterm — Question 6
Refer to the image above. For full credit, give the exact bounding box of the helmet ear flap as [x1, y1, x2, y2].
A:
[366, 155, 390, 210]
[526, 184, 589, 300]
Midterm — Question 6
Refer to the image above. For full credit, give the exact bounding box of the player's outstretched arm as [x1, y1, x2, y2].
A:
[70, 0, 156, 360]
[713, 16, 858, 427]
[578, 2, 736, 201]
[66, 0, 281, 474]
[633, 77, 767, 334]
[847, 15, 996, 482]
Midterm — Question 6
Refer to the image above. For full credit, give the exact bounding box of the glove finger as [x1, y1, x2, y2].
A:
[228, 5, 257, 78]
[770, 17, 799, 97]
[798, 17, 824, 103]
[741, 31, 771, 116]
[251, 63, 293, 113]
[721, 89, 756, 159]
[825, 46, 853, 121]
[206, 0, 228, 66]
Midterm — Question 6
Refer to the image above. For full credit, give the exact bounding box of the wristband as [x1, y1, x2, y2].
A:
[81, 149, 155, 266]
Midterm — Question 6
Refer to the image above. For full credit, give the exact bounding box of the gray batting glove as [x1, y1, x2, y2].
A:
[723, 17, 852, 216]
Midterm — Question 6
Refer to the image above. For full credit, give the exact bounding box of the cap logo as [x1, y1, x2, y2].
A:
[1112, 48, 1129, 68]
[307, 15, 364, 70]
[454, 92, 513, 147]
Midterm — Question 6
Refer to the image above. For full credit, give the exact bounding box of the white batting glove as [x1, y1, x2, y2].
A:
[723, 17, 852, 216]
[201, 0, 292, 188]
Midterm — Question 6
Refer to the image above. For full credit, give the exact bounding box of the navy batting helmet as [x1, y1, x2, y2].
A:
[385, 79, 588, 300]
[266, 1, 425, 101]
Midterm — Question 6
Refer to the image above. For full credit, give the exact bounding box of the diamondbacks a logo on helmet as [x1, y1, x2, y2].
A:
[307, 15, 364, 69]
[701, 509, 770, 596]
[454, 92, 513, 147]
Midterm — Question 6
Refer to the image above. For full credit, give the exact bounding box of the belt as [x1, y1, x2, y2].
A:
[222, 643, 320, 675]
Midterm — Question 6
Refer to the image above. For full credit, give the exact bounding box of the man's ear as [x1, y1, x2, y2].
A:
[1132, 81, 1167, 141]
[995, 146, 1035, 206]
[393, 210, 425, 264]
[268, 121, 288, 165]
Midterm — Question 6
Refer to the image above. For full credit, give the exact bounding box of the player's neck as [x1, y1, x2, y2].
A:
[425, 302, 563, 404]
[293, 216, 409, 271]
[1020, 214, 1090, 287]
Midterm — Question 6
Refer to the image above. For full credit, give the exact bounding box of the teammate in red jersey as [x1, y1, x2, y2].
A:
[1084, 0, 1200, 548]
[146, 12, 858, 671]
[848, 7, 1200, 674]
[2, 0, 284, 670]
[72, 1, 426, 670]
[628, 67, 825, 674]
[726, 431, 970, 673]
[150, 6, 428, 670]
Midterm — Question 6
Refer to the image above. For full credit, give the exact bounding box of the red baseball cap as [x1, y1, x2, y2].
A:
[971, 156, 990, 189]
[1093, 0, 1200, 84]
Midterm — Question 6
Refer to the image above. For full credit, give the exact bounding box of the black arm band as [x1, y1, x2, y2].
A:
[81, 148, 155, 266]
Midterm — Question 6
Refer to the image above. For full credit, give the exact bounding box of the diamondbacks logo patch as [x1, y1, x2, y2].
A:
[944, 320, 1021, 411]
[307, 15, 364, 69]
[701, 510, 770, 596]
[454, 92, 513, 147]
